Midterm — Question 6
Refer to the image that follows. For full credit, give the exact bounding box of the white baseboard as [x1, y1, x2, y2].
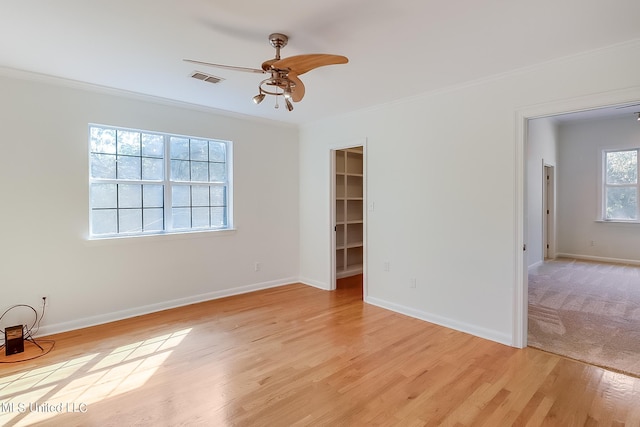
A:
[555, 253, 640, 266]
[35, 278, 513, 349]
[527, 260, 544, 270]
[298, 277, 330, 290]
[36, 277, 298, 337]
[364, 296, 513, 347]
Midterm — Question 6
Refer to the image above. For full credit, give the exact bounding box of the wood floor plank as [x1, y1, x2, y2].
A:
[1, 282, 640, 426]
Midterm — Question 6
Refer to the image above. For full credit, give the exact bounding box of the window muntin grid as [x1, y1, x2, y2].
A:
[89, 125, 230, 237]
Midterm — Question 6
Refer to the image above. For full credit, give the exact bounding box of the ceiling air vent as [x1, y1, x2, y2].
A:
[190, 71, 224, 84]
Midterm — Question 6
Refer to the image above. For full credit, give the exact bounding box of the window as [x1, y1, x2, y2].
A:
[603, 148, 638, 221]
[89, 125, 231, 237]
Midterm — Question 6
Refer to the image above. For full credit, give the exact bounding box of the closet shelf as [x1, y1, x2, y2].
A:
[335, 147, 364, 280]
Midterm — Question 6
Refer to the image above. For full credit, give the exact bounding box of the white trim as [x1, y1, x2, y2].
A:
[365, 296, 512, 346]
[594, 133, 640, 223]
[329, 137, 368, 295]
[88, 124, 233, 238]
[601, 148, 640, 221]
[85, 228, 238, 245]
[515, 85, 640, 349]
[328, 137, 368, 151]
[305, 40, 640, 128]
[330, 147, 337, 291]
[299, 277, 331, 290]
[34, 277, 298, 338]
[362, 142, 368, 300]
[0, 66, 297, 129]
[555, 253, 640, 266]
[594, 219, 640, 225]
[543, 162, 556, 260]
[528, 260, 544, 270]
[514, 110, 527, 348]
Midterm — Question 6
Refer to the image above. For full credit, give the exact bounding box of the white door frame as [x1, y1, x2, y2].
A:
[513, 87, 640, 348]
[543, 163, 555, 260]
[329, 138, 368, 292]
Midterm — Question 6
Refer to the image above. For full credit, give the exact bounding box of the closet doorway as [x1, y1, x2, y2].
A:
[332, 144, 365, 297]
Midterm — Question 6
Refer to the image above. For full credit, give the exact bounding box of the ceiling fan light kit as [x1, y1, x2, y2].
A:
[252, 92, 266, 104]
[185, 33, 348, 112]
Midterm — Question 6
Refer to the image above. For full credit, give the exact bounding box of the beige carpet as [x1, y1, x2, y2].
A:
[528, 258, 640, 378]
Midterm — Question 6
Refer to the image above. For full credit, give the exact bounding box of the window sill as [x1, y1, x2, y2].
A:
[595, 220, 640, 225]
[84, 228, 237, 246]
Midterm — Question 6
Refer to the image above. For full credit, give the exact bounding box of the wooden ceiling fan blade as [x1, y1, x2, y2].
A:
[273, 54, 348, 75]
[183, 59, 265, 74]
[288, 73, 305, 102]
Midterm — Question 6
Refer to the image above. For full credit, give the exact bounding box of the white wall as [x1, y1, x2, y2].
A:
[0, 72, 299, 335]
[527, 118, 558, 267]
[557, 115, 640, 262]
[298, 40, 640, 346]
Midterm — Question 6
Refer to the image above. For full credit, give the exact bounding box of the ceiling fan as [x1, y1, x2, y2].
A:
[184, 33, 348, 111]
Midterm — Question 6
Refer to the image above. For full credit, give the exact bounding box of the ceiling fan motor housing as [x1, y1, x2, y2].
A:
[269, 33, 288, 49]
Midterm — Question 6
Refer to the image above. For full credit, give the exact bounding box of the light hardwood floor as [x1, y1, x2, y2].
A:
[2, 280, 640, 426]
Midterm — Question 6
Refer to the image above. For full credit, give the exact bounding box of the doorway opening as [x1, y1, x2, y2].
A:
[331, 143, 366, 298]
[516, 91, 640, 349]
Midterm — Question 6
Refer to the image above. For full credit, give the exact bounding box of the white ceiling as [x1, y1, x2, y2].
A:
[2, 0, 640, 125]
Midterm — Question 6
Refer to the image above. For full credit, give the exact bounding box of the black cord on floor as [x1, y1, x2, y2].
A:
[0, 339, 55, 363]
[0, 301, 55, 362]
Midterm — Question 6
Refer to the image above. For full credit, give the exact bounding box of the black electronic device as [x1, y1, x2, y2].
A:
[5, 325, 25, 355]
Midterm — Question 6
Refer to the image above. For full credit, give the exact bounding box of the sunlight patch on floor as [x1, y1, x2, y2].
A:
[0, 328, 191, 426]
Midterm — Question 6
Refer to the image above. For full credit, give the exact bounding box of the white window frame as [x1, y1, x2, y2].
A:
[89, 124, 233, 238]
[600, 147, 639, 222]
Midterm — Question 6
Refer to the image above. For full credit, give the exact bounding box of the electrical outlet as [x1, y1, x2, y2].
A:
[254, 262, 261, 272]
[410, 278, 417, 289]
[590, 240, 596, 246]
